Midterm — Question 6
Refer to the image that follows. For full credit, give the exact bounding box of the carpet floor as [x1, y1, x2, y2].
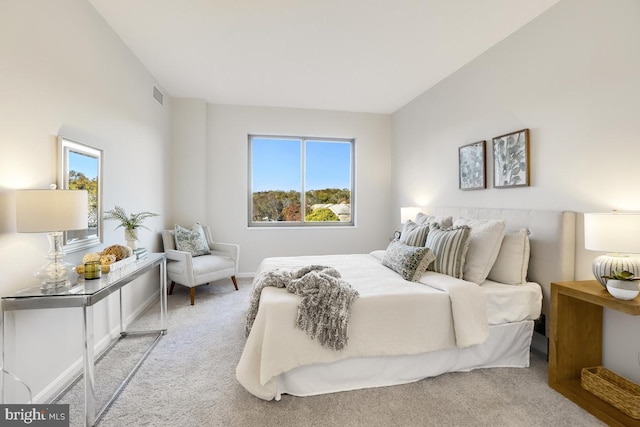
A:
[55, 277, 604, 427]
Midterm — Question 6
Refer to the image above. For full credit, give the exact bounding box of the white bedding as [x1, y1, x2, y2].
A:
[236, 252, 541, 400]
[275, 320, 534, 399]
[481, 280, 542, 325]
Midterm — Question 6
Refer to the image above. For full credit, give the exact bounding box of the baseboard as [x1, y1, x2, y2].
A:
[34, 290, 160, 403]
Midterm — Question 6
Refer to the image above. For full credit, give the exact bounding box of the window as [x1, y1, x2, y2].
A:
[249, 135, 354, 227]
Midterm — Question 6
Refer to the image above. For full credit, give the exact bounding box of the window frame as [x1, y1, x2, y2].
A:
[248, 134, 355, 228]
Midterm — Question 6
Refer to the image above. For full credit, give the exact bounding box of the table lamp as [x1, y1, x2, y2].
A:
[16, 186, 88, 290]
[584, 212, 640, 287]
[400, 207, 423, 224]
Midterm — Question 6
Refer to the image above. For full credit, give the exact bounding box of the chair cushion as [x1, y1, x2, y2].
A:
[166, 254, 235, 287]
[190, 255, 235, 275]
[175, 223, 211, 256]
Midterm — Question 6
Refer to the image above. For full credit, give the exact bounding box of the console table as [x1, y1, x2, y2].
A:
[549, 280, 640, 427]
[1, 253, 167, 427]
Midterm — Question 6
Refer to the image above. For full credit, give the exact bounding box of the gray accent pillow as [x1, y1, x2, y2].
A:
[399, 220, 429, 247]
[175, 223, 211, 257]
[382, 240, 436, 281]
[426, 224, 471, 279]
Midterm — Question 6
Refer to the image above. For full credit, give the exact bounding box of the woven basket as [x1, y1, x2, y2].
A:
[581, 366, 640, 419]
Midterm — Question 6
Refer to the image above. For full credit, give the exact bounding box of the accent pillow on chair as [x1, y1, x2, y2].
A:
[174, 223, 211, 256]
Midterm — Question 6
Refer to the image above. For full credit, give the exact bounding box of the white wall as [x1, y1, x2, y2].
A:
[170, 102, 392, 275]
[168, 98, 208, 225]
[0, 0, 170, 401]
[392, 0, 640, 381]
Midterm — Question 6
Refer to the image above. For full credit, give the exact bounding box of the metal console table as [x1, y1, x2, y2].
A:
[1, 253, 167, 426]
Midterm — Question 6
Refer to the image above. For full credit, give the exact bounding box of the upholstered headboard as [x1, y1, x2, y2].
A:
[432, 208, 576, 332]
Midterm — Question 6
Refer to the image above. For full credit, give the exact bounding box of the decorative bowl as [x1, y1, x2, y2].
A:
[606, 279, 640, 300]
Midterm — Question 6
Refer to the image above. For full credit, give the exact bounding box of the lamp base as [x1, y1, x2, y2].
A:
[592, 254, 640, 288]
[35, 232, 76, 291]
[36, 260, 75, 291]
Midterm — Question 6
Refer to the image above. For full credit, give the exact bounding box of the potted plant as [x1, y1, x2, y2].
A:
[602, 270, 640, 300]
[104, 205, 158, 250]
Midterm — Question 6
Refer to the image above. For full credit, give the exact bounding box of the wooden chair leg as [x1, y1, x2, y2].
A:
[190, 287, 195, 305]
[169, 281, 176, 295]
[231, 275, 238, 291]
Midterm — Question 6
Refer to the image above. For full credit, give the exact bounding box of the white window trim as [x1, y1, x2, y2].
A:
[248, 134, 356, 228]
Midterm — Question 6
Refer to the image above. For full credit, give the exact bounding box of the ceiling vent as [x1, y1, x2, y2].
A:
[153, 86, 164, 105]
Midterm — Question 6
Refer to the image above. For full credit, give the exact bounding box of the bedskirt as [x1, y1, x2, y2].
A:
[272, 319, 534, 400]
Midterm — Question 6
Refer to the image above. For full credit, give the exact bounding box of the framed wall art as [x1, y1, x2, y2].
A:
[492, 129, 530, 188]
[458, 140, 486, 190]
[58, 136, 103, 251]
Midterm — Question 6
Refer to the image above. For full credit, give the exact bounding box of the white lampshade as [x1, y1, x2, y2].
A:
[584, 212, 640, 288]
[16, 188, 89, 290]
[400, 207, 423, 224]
[16, 189, 88, 232]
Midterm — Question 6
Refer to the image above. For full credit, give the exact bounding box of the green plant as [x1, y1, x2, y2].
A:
[305, 207, 339, 222]
[103, 205, 158, 231]
[602, 270, 639, 281]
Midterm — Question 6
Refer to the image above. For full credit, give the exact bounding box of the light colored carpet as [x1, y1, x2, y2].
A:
[56, 278, 604, 426]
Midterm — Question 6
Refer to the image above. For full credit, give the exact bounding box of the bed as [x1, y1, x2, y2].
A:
[236, 208, 576, 401]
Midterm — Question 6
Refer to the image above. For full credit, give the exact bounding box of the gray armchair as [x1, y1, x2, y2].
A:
[161, 225, 239, 305]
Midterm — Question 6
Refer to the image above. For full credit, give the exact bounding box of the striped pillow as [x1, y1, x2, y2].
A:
[399, 220, 429, 247]
[426, 224, 471, 279]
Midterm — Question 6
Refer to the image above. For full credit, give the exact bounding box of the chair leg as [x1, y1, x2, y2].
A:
[190, 288, 195, 306]
[231, 275, 238, 291]
[169, 281, 176, 295]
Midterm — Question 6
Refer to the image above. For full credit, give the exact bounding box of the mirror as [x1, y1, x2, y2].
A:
[58, 136, 103, 252]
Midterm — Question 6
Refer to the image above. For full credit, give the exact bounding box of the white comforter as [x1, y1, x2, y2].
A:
[236, 253, 489, 400]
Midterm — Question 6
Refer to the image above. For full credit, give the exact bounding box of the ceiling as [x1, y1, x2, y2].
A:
[88, 0, 560, 114]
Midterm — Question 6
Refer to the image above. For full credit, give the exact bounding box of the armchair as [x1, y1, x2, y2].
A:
[161, 225, 239, 305]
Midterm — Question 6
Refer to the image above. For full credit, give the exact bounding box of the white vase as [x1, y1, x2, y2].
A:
[606, 279, 640, 300]
[124, 228, 138, 250]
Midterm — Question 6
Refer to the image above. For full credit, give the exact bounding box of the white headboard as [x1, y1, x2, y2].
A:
[432, 207, 576, 332]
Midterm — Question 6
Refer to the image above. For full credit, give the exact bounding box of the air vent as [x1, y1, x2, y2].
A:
[153, 86, 164, 105]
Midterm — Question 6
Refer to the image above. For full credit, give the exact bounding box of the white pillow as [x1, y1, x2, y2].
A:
[415, 213, 453, 228]
[487, 228, 530, 285]
[453, 218, 506, 284]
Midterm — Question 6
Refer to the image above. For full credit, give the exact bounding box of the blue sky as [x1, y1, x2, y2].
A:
[252, 137, 351, 192]
[69, 151, 98, 179]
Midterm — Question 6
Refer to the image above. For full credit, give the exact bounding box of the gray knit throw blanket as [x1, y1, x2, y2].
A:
[245, 265, 359, 351]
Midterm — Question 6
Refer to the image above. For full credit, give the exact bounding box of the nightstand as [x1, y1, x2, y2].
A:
[549, 280, 640, 426]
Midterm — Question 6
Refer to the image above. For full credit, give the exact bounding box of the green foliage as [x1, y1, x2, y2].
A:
[252, 188, 349, 222]
[603, 270, 639, 281]
[68, 170, 98, 227]
[305, 207, 339, 222]
[252, 190, 301, 222]
[305, 188, 350, 205]
[104, 205, 158, 230]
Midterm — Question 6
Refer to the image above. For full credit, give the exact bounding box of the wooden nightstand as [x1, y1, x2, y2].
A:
[549, 280, 640, 426]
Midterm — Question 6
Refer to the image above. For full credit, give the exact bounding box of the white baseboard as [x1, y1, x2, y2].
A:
[34, 291, 160, 403]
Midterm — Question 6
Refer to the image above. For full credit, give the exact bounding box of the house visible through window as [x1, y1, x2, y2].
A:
[249, 135, 354, 227]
